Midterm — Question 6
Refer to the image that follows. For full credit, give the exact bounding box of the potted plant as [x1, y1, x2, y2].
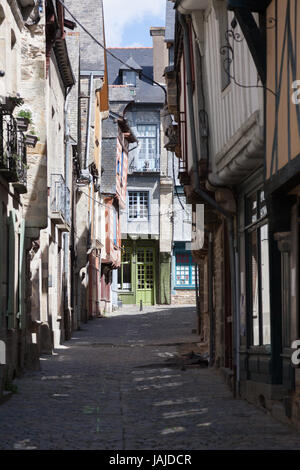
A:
[16, 109, 32, 132]
[16, 117, 30, 132]
[25, 131, 39, 148]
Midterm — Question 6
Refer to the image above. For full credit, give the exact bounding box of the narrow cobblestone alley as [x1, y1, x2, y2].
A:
[0, 306, 300, 450]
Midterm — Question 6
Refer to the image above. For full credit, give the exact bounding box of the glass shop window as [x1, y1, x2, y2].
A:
[246, 190, 270, 346]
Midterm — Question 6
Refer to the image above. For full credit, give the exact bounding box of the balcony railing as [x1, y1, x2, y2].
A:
[50, 174, 71, 227]
[128, 157, 160, 174]
[0, 110, 27, 191]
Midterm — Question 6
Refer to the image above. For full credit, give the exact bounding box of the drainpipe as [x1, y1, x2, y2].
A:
[85, 73, 94, 170]
[86, 74, 94, 243]
[178, 12, 239, 394]
[64, 87, 72, 189]
[86, 74, 94, 319]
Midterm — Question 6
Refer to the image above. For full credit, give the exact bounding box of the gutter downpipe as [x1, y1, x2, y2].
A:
[86, 73, 94, 320]
[178, 12, 239, 396]
[86, 73, 94, 245]
[85, 73, 94, 170]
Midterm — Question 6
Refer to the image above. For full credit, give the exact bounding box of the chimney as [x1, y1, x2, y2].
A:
[150, 27, 168, 85]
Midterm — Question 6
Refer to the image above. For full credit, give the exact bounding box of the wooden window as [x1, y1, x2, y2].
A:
[118, 248, 132, 291]
[136, 125, 158, 171]
[122, 70, 136, 86]
[128, 191, 149, 221]
[245, 190, 270, 346]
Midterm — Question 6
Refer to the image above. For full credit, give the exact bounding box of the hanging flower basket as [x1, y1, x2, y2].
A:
[16, 117, 30, 132]
[25, 134, 38, 148]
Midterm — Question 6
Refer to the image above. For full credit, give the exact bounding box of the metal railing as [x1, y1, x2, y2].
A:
[50, 174, 71, 226]
[128, 157, 160, 174]
[0, 110, 27, 187]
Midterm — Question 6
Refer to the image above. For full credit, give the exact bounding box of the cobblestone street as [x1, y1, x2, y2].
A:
[0, 306, 300, 450]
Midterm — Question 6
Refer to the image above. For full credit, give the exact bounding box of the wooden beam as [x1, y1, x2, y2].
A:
[234, 7, 266, 84]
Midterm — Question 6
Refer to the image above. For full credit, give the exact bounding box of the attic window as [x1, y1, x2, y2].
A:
[122, 70, 136, 86]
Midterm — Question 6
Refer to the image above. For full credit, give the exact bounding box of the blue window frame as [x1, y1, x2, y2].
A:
[174, 252, 195, 289]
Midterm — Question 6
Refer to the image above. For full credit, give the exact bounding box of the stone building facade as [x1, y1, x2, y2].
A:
[65, 0, 109, 321]
[0, 0, 123, 402]
[101, 114, 135, 313]
[0, 0, 44, 398]
[165, 0, 264, 388]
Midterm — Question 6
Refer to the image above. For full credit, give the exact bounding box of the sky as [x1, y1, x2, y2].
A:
[103, 0, 166, 48]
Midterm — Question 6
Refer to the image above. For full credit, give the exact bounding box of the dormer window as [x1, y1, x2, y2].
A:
[119, 57, 142, 87]
[122, 70, 136, 86]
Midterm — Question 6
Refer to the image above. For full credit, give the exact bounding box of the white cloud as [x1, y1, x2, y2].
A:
[103, 0, 165, 47]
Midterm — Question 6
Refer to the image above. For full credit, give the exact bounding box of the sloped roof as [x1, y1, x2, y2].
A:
[107, 48, 165, 104]
[119, 57, 142, 71]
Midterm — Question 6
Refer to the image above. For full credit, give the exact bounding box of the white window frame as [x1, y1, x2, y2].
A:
[128, 191, 149, 221]
[122, 70, 136, 86]
[136, 124, 158, 171]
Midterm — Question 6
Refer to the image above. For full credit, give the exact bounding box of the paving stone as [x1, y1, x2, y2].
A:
[0, 305, 300, 449]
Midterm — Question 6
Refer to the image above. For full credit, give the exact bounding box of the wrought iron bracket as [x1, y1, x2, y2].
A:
[230, 7, 267, 84]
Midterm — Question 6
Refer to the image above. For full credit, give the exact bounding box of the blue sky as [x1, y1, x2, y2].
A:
[103, 0, 166, 47]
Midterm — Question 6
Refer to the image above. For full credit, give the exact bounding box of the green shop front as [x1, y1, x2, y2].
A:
[118, 239, 159, 306]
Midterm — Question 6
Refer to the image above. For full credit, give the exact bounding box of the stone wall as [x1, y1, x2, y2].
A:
[171, 289, 196, 305]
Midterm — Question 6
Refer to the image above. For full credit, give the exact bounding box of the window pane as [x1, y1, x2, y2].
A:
[136, 125, 157, 170]
[248, 193, 257, 224]
[139, 192, 148, 219]
[128, 192, 138, 219]
[128, 191, 148, 220]
[137, 125, 156, 137]
[259, 191, 267, 218]
[260, 224, 271, 345]
[123, 263, 131, 290]
[117, 266, 121, 288]
[123, 71, 136, 86]
[250, 230, 259, 346]
[137, 265, 145, 289]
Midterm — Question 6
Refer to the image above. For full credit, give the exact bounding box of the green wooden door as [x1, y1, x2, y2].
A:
[136, 247, 155, 306]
